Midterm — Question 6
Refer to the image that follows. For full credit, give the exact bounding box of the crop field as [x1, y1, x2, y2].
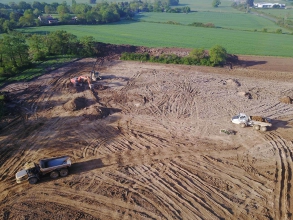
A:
[257, 8, 293, 20]
[20, 20, 293, 57]
[136, 11, 285, 31]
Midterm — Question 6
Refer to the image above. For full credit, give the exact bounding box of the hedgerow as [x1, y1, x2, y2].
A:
[121, 45, 227, 67]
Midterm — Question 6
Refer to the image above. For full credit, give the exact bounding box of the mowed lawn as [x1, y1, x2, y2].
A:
[135, 12, 287, 32]
[20, 20, 293, 57]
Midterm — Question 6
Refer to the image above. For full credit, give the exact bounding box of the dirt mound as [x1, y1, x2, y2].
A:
[63, 97, 87, 111]
[226, 79, 240, 87]
[237, 91, 251, 99]
[250, 116, 270, 123]
[280, 96, 292, 104]
[94, 84, 108, 90]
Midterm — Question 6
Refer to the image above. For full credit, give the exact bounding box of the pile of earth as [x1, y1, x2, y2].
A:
[63, 97, 87, 111]
[226, 79, 241, 87]
[250, 116, 270, 123]
[279, 96, 292, 104]
[237, 91, 251, 99]
[82, 107, 121, 120]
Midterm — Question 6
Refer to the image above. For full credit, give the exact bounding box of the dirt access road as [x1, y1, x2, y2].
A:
[0, 50, 293, 219]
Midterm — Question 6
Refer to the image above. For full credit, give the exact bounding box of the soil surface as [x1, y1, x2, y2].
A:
[1, 46, 293, 220]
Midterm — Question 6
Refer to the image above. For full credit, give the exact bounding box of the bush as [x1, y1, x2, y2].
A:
[121, 52, 149, 61]
[189, 22, 215, 28]
[276, 29, 282, 34]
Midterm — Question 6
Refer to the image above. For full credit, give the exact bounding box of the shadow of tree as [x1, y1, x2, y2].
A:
[238, 60, 267, 68]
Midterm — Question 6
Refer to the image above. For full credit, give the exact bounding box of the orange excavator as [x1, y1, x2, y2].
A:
[70, 76, 92, 89]
[70, 59, 101, 89]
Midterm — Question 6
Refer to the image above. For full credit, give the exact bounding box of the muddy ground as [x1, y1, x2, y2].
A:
[0, 46, 293, 220]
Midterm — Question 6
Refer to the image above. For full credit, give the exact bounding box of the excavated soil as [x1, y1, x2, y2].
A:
[1, 46, 293, 220]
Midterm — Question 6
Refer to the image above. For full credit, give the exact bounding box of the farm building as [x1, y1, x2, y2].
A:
[38, 15, 58, 24]
[254, 2, 286, 8]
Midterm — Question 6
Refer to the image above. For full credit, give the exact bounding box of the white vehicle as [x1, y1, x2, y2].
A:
[231, 113, 272, 132]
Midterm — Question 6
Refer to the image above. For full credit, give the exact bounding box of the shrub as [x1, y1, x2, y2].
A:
[276, 29, 282, 34]
[189, 22, 215, 28]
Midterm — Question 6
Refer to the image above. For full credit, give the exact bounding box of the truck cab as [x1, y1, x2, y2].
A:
[231, 113, 249, 125]
[15, 162, 40, 184]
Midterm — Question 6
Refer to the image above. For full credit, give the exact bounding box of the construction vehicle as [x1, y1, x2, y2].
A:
[90, 58, 102, 81]
[231, 113, 272, 131]
[15, 156, 71, 184]
[70, 59, 101, 88]
[70, 75, 91, 87]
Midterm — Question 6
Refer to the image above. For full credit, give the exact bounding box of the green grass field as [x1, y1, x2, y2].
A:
[135, 11, 286, 32]
[2, 0, 293, 57]
[257, 8, 293, 20]
[19, 20, 293, 57]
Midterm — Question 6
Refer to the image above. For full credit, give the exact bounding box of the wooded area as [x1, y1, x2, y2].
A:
[0, 0, 191, 33]
[0, 31, 97, 76]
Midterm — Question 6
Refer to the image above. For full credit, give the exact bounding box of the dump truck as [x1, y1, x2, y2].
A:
[231, 113, 272, 131]
[15, 156, 71, 184]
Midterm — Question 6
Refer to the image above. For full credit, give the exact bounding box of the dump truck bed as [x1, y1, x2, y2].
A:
[39, 156, 71, 173]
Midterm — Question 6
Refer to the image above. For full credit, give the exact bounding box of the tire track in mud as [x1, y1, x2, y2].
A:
[2, 60, 293, 219]
[264, 131, 293, 219]
[0, 60, 94, 184]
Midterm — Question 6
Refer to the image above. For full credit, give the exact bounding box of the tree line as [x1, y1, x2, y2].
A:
[0, 30, 97, 76]
[0, 0, 190, 33]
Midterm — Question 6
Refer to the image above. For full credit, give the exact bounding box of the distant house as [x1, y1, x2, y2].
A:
[38, 15, 58, 24]
[254, 2, 286, 8]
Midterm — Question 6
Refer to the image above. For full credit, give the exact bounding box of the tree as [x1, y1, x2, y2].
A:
[79, 36, 97, 57]
[32, 1, 44, 11]
[33, 8, 41, 16]
[167, 0, 179, 6]
[46, 30, 78, 55]
[18, 1, 31, 11]
[57, 5, 69, 15]
[3, 20, 15, 32]
[209, 45, 227, 66]
[59, 13, 72, 22]
[212, 0, 221, 7]
[182, 6, 191, 13]
[44, 5, 53, 14]
[9, 2, 18, 10]
[246, 0, 254, 7]
[28, 34, 48, 61]
[0, 32, 30, 74]
[10, 11, 21, 22]
[18, 9, 36, 27]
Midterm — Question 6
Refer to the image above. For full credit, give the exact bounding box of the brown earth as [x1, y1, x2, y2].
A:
[1, 45, 293, 220]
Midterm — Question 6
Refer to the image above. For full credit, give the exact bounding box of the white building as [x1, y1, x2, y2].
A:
[254, 2, 286, 8]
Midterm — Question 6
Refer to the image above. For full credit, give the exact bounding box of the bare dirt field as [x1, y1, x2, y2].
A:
[1, 48, 293, 220]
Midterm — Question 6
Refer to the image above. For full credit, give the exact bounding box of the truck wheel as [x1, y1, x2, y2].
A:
[59, 168, 69, 177]
[254, 125, 260, 130]
[240, 123, 246, 128]
[29, 177, 38, 184]
[260, 126, 267, 132]
[50, 171, 59, 179]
